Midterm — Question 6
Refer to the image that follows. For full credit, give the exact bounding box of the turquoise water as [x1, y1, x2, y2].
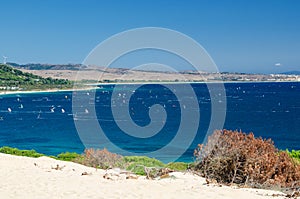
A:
[0, 82, 299, 162]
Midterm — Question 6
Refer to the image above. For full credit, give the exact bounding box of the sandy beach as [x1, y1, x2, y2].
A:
[0, 153, 287, 199]
[0, 87, 97, 96]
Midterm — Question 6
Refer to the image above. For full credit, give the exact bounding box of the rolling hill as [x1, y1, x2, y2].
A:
[7, 62, 86, 70]
[0, 64, 72, 91]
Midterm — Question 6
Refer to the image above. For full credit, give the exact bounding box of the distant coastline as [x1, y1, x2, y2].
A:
[0, 87, 97, 96]
[12, 63, 299, 83]
[1, 63, 299, 95]
[93, 80, 300, 85]
[0, 80, 299, 96]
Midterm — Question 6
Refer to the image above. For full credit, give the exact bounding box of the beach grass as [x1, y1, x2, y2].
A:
[55, 152, 83, 161]
[166, 162, 192, 171]
[286, 149, 300, 165]
[124, 156, 165, 175]
[0, 146, 44, 158]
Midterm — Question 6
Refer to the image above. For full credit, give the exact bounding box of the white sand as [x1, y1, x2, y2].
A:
[0, 153, 286, 199]
[0, 87, 98, 96]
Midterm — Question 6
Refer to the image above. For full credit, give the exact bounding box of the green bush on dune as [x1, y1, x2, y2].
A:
[0, 146, 83, 161]
[286, 149, 300, 164]
[56, 152, 83, 161]
[124, 156, 165, 175]
[287, 149, 300, 159]
[166, 162, 191, 171]
[0, 146, 44, 158]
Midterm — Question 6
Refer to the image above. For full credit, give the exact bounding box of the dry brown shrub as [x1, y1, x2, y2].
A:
[78, 148, 124, 169]
[194, 129, 300, 190]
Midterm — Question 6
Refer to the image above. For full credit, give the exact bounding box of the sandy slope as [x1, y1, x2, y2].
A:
[19, 68, 206, 82]
[0, 153, 286, 199]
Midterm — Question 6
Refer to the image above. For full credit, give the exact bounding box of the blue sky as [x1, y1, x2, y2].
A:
[0, 0, 299, 73]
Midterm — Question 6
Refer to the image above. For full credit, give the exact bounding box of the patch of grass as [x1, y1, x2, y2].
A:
[286, 149, 300, 165]
[0, 146, 44, 158]
[166, 162, 190, 171]
[124, 156, 165, 175]
[56, 152, 83, 161]
[286, 149, 300, 159]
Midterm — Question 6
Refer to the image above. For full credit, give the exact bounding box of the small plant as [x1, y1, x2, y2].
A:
[286, 149, 300, 165]
[78, 148, 124, 169]
[287, 149, 300, 159]
[124, 156, 165, 175]
[166, 162, 190, 171]
[56, 152, 83, 161]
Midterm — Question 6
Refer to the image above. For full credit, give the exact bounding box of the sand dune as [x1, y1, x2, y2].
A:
[0, 153, 286, 199]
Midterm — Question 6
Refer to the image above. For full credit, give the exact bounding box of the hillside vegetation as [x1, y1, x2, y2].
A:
[0, 64, 72, 91]
[8, 62, 86, 70]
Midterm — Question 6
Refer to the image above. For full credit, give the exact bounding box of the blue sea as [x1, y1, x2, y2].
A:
[0, 82, 299, 163]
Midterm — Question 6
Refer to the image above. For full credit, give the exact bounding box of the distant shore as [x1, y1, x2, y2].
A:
[0, 86, 97, 96]
[19, 66, 300, 83]
[93, 80, 300, 85]
[0, 80, 299, 96]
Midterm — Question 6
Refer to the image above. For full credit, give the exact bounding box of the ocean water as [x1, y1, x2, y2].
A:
[0, 82, 299, 163]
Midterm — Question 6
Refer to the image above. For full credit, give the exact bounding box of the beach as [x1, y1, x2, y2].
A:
[0, 87, 99, 96]
[0, 153, 287, 199]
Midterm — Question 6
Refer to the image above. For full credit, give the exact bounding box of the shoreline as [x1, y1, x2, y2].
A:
[93, 80, 300, 85]
[0, 86, 97, 96]
[0, 80, 299, 96]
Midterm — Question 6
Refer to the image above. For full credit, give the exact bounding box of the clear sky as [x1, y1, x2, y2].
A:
[0, 0, 299, 73]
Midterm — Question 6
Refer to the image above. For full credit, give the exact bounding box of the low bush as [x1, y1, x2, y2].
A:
[166, 162, 190, 171]
[194, 129, 300, 189]
[56, 152, 83, 161]
[0, 146, 44, 158]
[77, 148, 124, 169]
[287, 150, 300, 165]
[124, 156, 165, 175]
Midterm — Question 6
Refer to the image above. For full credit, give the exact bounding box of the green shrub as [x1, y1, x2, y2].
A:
[166, 162, 190, 171]
[124, 156, 165, 175]
[0, 146, 44, 158]
[56, 152, 83, 161]
[287, 150, 300, 159]
[286, 149, 300, 165]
